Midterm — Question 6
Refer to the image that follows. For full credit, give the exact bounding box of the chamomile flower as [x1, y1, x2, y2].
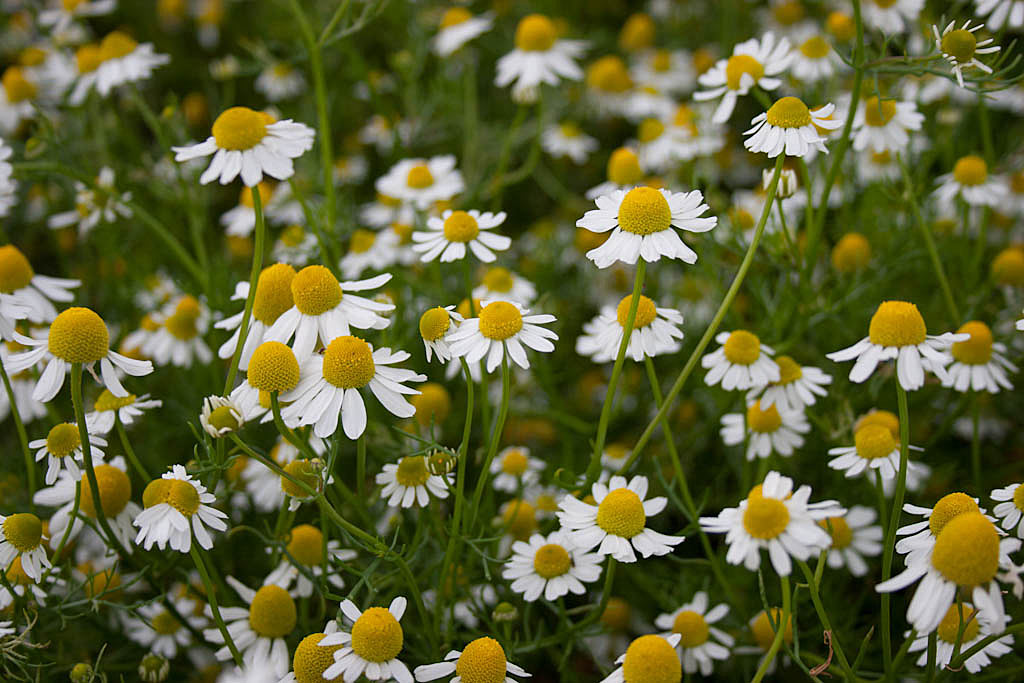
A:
[908, 603, 1013, 673]
[576, 186, 717, 268]
[586, 147, 645, 200]
[0, 67, 40, 134]
[702, 330, 780, 391]
[376, 455, 452, 508]
[318, 596, 413, 682]
[976, 0, 1024, 30]
[0, 244, 79, 326]
[819, 506, 883, 577]
[576, 294, 684, 363]
[340, 228, 401, 279]
[934, 155, 1008, 207]
[892, 493, 1006, 565]
[827, 301, 966, 391]
[85, 390, 161, 435]
[694, 33, 793, 123]
[0, 556, 55, 610]
[852, 96, 923, 153]
[266, 524, 356, 598]
[279, 620, 344, 683]
[557, 474, 684, 563]
[29, 421, 106, 485]
[127, 596, 207, 658]
[748, 356, 831, 412]
[220, 183, 303, 238]
[634, 117, 689, 173]
[133, 464, 228, 553]
[541, 122, 598, 164]
[418, 306, 463, 363]
[172, 106, 315, 186]
[200, 394, 248, 438]
[490, 446, 545, 493]
[828, 423, 922, 481]
[142, 295, 213, 368]
[654, 592, 734, 677]
[600, 633, 682, 683]
[992, 483, 1024, 538]
[375, 156, 464, 210]
[432, 8, 494, 57]
[448, 300, 558, 373]
[205, 576, 297, 675]
[720, 399, 809, 460]
[413, 209, 510, 263]
[472, 267, 536, 306]
[790, 30, 841, 83]
[861, 0, 923, 34]
[255, 63, 305, 101]
[0, 513, 50, 582]
[273, 224, 319, 266]
[414, 636, 530, 683]
[941, 321, 1016, 392]
[6, 307, 154, 402]
[216, 263, 297, 370]
[39, 0, 115, 33]
[743, 97, 840, 158]
[281, 335, 425, 439]
[32, 456, 135, 549]
[46, 167, 131, 238]
[495, 14, 586, 103]
[267, 267, 393, 360]
[933, 21, 1001, 88]
[92, 31, 169, 96]
[700, 471, 841, 576]
[502, 530, 602, 602]
[632, 48, 696, 95]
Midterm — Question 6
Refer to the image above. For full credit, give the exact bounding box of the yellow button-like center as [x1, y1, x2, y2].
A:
[440, 7, 473, 28]
[1014, 485, 1024, 511]
[248, 584, 297, 638]
[819, 516, 853, 549]
[98, 31, 138, 62]
[617, 187, 671, 236]
[419, 307, 451, 341]
[443, 211, 480, 243]
[746, 401, 782, 433]
[637, 118, 665, 144]
[775, 356, 802, 385]
[515, 14, 557, 52]
[281, 459, 320, 498]
[743, 495, 790, 539]
[672, 610, 709, 648]
[601, 597, 631, 631]
[94, 390, 137, 412]
[951, 321, 993, 365]
[293, 632, 342, 683]
[502, 500, 537, 540]
[405, 163, 434, 189]
[953, 155, 988, 187]
[533, 543, 571, 579]
[165, 295, 202, 340]
[351, 607, 404, 663]
[80, 464, 132, 518]
[395, 456, 431, 487]
[619, 13, 655, 52]
[751, 608, 792, 650]
[863, 97, 896, 127]
[349, 229, 377, 254]
[413, 383, 450, 426]
[207, 405, 239, 432]
[46, 422, 82, 458]
[456, 637, 508, 683]
[280, 224, 306, 247]
[499, 449, 528, 475]
[607, 148, 644, 186]
[765, 96, 812, 129]
[621, 635, 682, 683]
[2, 66, 36, 103]
[322, 335, 375, 388]
[151, 610, 182, 635]
[482, 267, 514, 293]
[596, 488, 646, 538]
[586, 56, 633, 93]
[722, 329, 761, 365]
[928, 492, 980, 536]
[800, 36, 831, 59]
[992, 248, 1024, 286]
[827, 11, 856, 41]
[868, 300, 927, 347]
[212, 107, 273, 151]
[48, 307, 110, 363]
[931, 513, 999, 587]
[286, 524, 323, 566]
[941, 29, 977, 62]
[725, 54, 764, 90]
[478, 301, 524, 341]
[0, 245, 35, 293]
[239, 182, 273, 209]
[248, 341, 300, 392]
[2, 513, 42, 552]
[616, 294, 657, 329]
[253, 263, 297, 325]
[831, 233, 871, 273]
[651, 49, 672, 72]
[854, 424, 898, 461]
[142, 478, 201, 516]
[936, 604, 980, 644]
[292, 265, 343, 316]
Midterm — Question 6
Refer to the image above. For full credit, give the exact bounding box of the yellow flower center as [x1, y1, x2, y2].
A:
[725, 54, 764, 90]
[94, 389, 137, 412]
[142, 478, 201, 516]
[863, 97, 896, 127]
[953, 155, 988, 186]
[743, 495, 790, 539]
[637, 119, 665, 144]
[500, 449, 529, 475]
[607, 148, 644, 186]
[746, 400, 782, 433]
[855, 410, 899, 438]
[0, 245, 35, 294]
[619, 12, 655, 52]
[854, 424, 898, 461]
[80, 464, 131, 518]
[293, 632, 342, 683]
[730, 207, 756, 231]
[419, 307, 451, 342]
[800, 36, 831, 59]
[239, 182, 273, 209]
[515, 14, 557, 52]
[348, 229, 377, 254]
[165, 295, 202, 340]
[248, 585, 297, 639]
[775, 356, 802, 385]
[405, 163, 434, 189]
[928, 492, 980, 536]
[482, 267, 515, 293]
[46, 422, 82, 458]
[868, 301, 927, 347]
[2, 513, 42, 552]
[650, 49, 672, 72]
[322, 335, 375, 388]
[211, 107, 274, 151]
[819, 516, 853, 549]
[533, 543, 571, 579]
[281, 459, 320, 498]
[98, 31, 138, 62]
[478, 301, 523, 341]
[586, 56, 633, 93]
[248, 341, 300, 392]
[291, 265, 343, 316]
[207, 405, 239, 432]
[765, 97, 812, 128]
[535, 492, 558, 512]
[502, 500, 538, 540]
[936, 604, 980, 644]
[2, 66, 36, 102]
[616, 294, 657, 329]
[456, 637, 508, 683]
[722, 329, 761, 365]
[596, 488, 646, 538]
[992, 248, 1024, 286]
[1014, 485, 1024, 511]
[941, 29, 977, 62]
[84, 567, 122, 600]
[252, 263, 297, 325]
[672, 610, 709, 648]
[48, 307, 110, 363]
[617, 187, 671, 236]
[601, 597, 631, 631]
[286, 524, 323, 566]
[280, 224, 306, 247]
[827, 11, 856, 41]
[351, 606, 404, 663]
[18, 49, 45, 69]
[831, 233, 872, 273]
[443, 211, 480, 243]
[151, 610, 182, 635]
[622, 635, 681, 683]
[559, 122, 581, 138]
[440, 7, 473, 28]
[931, 513, 999, 587]
[395, 456, 431, 487]
[1011, 171, 1024, 195]
[951, 321, 993, 365]
[751, 609, 793, 650]
[413, 383, 450, 426]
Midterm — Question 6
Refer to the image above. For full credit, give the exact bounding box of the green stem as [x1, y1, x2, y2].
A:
[115, 414, 151, 481]
[925, 632, 937, 683]
[466, 353, 511, 533]
[942, 623, 1024, 678]
[797, 560, 857, 682]
[751, 575, 791, 683]
[438, 360, 474, 618]
[190, 546, 243, 666]
[223, 186, 265, 394]
[880, 382, 911, 674]
[0, 359, 35, 509]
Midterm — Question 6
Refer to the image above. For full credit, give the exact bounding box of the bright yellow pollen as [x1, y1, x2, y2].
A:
[928, 492, 981, 536]
[533, 543, 571, 579]
[150, 610, 182, 635]
[94, 389, 137, 412]
[443, 211, 480, 243]
[775, 356, 802, 385]
[80, 464, 131, 518]
[951, 321, 993, 365]
[725, 54, 764, 90]
[248, 585, 297, 638]
[672, 610, 710, 648]
[752, 609, 793, 650]
[405, 163, 434, 189]
[395, 456, 431, 487]
[98, 31, 138, 61]
[456, 637, 508, 683]
[351, 606, 404, 663]
[440, 7, 473, 28]
[992, 248, 1024, 286]
[291, 265, 342, 316]
[827, 12, 856, 41]
[478, 301, 523, 341]
[617, 187, 671, 236]
[419, 307, 451, 341]
[831, 232, 872, 273]
[482, 267, 515, 293]
[515, 14, 557, 52]
[281, 459, 319, 498]
[746, 401, 782, 433]
[607, 148, 644, 186]
[854, 424, 897, 460]
[936, 604, 980, 644]
[942, 29, 977, 62]
[863, 97, 896, 127]
[819, 516, 853, 549]
[280, 224, 306, 247]
[164, 295, 202, 340]
[248, 341, 300, 392]
[616, 294, 657, 329]
[1014, 485, 1024, 511]
[285, 524, 323, 566]
[501, 449, 529, 475]
[596, 488, 646, 538]
[800, 36, 831, 59]
[765, 96, 812, 128]
[2, 66, 36, 102]
[502, 500, 538, 540]
[2, 513, 42, 552]
[722, 330, 761, 365]
[322, 335, 375, 388]
[0, 245, 35, 294]
[953, 155, 988, 186]
[855, 410, 899, 438]
[868, 301, 927, 347]
[637, 118, 665, 143]
[212, 107, 273, 151]
[207, 405, 239, 432]
[293, 632, 342, 683]
[743, 495, 790, 539]
[931, 513, 999, 586]
[46, 423, 81, 458]
[142, 478, 201, 516]
[622, 635, 681, 683]
[253, 263, 296, 325]
[413, 383, 451, 426]
[48, 307, 110, 363]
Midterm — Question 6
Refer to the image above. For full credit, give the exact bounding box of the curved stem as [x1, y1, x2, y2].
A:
[438, 360, 474, 621]
[0, 359, 35, 509]
[190, 545, 243, 666]
[797, 559, 857, 681]
[751, 574, 791, 683]
[223, 187, 266, 394]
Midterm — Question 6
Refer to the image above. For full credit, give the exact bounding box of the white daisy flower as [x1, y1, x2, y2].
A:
[975, 0, 1024, 30]
[447, 299, 558, 373]
[700, 471, 842, 576]
[172, 106, 315, 186]
[472, 267, 536, 306]
[375, 455, 452, 509]
[85, 390, 161, 435]
[490, 446, 545, 493]
[720, 399, 809, 461]
[631, 48, 696, 95]
[576, 294, 683, 363]
[142, 294, 213, 368]
[654, 592, 734, 677]
[375, 156, 464, 210]
[828, 422, 923, 481]
[933, 155, 1008, 207]
[216, 263, 297, 370]
[29, 421, 106, 485]
[634, 116, 690, 173]
[340, 228, 402, 279]
[281, 335, 425, 439]
[600, 633, 682, 683]
[278, 620, 344, 683]
[907, 602, 1013, 673]
[412, 209, 510, 263]
[0, 345, 47, 424]
[891, 493, 1016, 568]
[495, 14, 586, 103]
[694, 32, 793, 123]
[133, 464, 228, 553]
[92, 31, 169, 96]
[39, 0, 115, 32]
[747, 356, 831, 412]
[991, 483, 1024, 538]
[127, 596, 207, 658]
[819, 506, 883, 577]
[318, 596, 414, 682]
[576, 186, 717, 268]
[0, 620, 13, 636]
[701, 330, 780, 391]
[417, 305, 463, 364]
[743, 97, 841, 158]
[852, 96, 923, 153]
[557, 474, 685, 563]
[541, 122, 598, 164]
[861, 0, 923, 34]
[0, 67, 40, 134]
[622, 85, 677, 123]
[857, 149, 901, 184]
[47, 166, 131, 238]
[200, 394, 249, 438]
[432, 8, 494, 57]
[0, 512, 50, 582]
[0, 244, 79, 327]
[414, 636, 530, 683]
[205, 575, 297, 676]
[255, 63, 306, 101]
[0, 552, 57, 610]
[272, 224, 319, 266]
[585, 147, 645, 200]
[267, 524, 356, 597]
[790, 30, 842, 83]
[933, 21, 1001, 88]
[219, 183, 303, 238]
[502, 530, 602, 602]
[941, 320, 1016, 392]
